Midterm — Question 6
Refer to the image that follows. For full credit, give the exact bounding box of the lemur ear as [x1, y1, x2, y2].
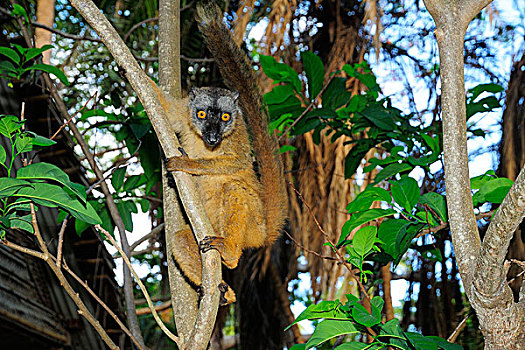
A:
[232, 91, 239, 101]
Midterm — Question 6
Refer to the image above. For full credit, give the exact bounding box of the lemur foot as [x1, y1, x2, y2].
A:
[219, 282, 236, 306]
[199, 236, 225, 253]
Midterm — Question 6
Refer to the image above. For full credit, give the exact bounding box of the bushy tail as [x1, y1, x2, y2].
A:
[196, 1, 287, 244]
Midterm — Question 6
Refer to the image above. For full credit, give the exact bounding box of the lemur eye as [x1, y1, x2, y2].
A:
[197, 110, 207, 119]
[221, 113, 231, 122]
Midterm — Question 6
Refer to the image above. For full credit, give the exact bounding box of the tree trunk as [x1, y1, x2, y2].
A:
[423, 0, 525, 348]
[35, 0, 55, 64]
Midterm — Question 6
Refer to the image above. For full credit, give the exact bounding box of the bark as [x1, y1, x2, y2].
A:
[70, 0, 222, 348]
[158, 0, 199, 340]
[35, 0, 55, 64]
[422, 0, 525, 348]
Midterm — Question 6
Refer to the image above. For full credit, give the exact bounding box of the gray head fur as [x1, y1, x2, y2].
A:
[188, 87, 240, 147]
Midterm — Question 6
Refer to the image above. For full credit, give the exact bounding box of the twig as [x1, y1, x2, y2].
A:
[447, 310, 473, 343]
[136, 300, 171, 316]
[95, 225, 181, 347]
[61, 261, 145, 350]
[416, 210, 495, 238]
[283, 230, 336, 261]
[288, 182, 373, 307]
[124, 17, 159, 42]
[56, 217, 68, 269]
[50, 91, 98, 140]
[130, 223, 165, 251]
[32, 21, 102, 42]
[279, 74, 335, 142]
[1, 239, 45, 259]
[25, 206, 119, 348]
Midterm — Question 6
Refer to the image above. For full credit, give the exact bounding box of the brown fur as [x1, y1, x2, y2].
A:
[150, 0, 287, 302]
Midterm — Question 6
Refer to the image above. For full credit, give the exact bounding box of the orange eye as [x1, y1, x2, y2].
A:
[197, 110, 206, 119]
[221, 113, 230, 122]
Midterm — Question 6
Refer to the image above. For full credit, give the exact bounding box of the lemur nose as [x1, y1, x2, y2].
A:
[206, 134, 220, 146]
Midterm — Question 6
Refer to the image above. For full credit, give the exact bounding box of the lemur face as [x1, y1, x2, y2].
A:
[188, 87, 240, 147]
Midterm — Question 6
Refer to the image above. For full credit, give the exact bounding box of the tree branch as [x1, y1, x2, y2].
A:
[96, 225, 181, 347]
[475, 164, 525, 295]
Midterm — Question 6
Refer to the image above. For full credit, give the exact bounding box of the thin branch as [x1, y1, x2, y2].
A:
[447, 310, 473, 343]
[136, 300, 171, 316]
[475, 164, 525, 295]
[51, 91, 98, 140]
[32, 21, 102, 42]
[130, 223, 165, 251]
[56, 217, 68, 269]
[96, 225, 181, 347]
[288, 182, 373, 307]
[26, 205, 119, 349]
[124, 17, 159, 42]
[61, 260, 145, 350]
[279, 74, 335, 142]
[1, 239, 45, 259]
[283, 230, 336, 261]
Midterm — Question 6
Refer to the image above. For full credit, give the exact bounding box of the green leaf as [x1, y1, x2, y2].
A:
[0, 47, 20, 65]
[26, 132, 57, 147]
[116, 201, 133, 231]
[361, 104, 396, 130]
[259, 55, 301, 91]
[339, 209, 396, 246]
[111, 167, 127, 191]
[426, 336, 463, 350]
[279, 145, 297, 154]
[374, 163, 413, 184]
[0, 144, 6, 165]
[23, 45, 53, 61]
[391, 176, 420, 212]
[17, 163, 86, 204]
[289, 345, 307, 350]
[286, 300, 346, 330]
[346, 187, 391, 213]
[0, 178, 33, 196]
[352, 226, 378, 258]
[405, 332, 438, 350]
[306, 320, 358, 350]
[9, 214, 34, 233]
[378, 219, 412, 258]
[123, 174, 147, 191]
[351, 303, 380, 327]
[468, 83, 504, 101]
[395, 223, 425, 265]
[0, 115, 22, 137]
[322, 77, 351, 109]
[291, 117, 321, 136]
[14, 134, 33, 153]
[264, 83, 296, 105]
[334, 342, 375, 350]
[11, 183, 101, 224]
[301, 51, 325, 99]
[371, 296, 385, 313]
[11, 4, 30, 24]
[478, 178, 513, 204]
[470, 171, 495, 189]
[419, 192, 447, 222]
[24, 63, 69, 86]
[378, 319, 410, 349]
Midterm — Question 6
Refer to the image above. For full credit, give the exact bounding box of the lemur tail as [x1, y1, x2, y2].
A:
[196, 1, 288, 244]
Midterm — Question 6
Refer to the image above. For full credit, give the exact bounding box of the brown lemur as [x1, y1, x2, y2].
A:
[152, 1, 287, 300]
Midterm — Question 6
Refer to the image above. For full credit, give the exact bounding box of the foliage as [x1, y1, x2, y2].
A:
[0, 44, 69, 86]
[0, 115, 100, 238]
[288, 295, 462, 350]
[263, 53, 510, 349]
